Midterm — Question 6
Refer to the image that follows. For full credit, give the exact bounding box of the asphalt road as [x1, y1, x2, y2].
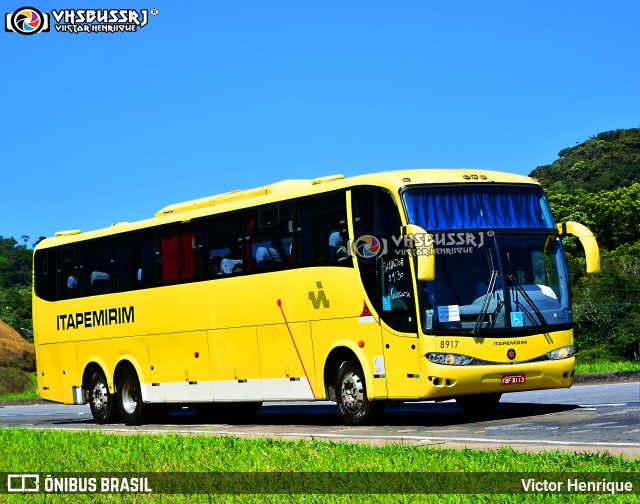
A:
[1, 381, 638, 458]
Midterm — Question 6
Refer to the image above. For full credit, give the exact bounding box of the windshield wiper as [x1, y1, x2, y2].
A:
[506, 274, 549, 331]
[472, 270, 498, 334]
[472, 248, 501, 334]
[503, 251, 549, 330]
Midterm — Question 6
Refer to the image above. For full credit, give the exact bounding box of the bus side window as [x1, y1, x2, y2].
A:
[57, 245, 78, 299]
[116, 232, 154, 291]
[198, 212, 244, 279]
[34, 249, 56, 301]
[79, 238, 114, 296]
[245, 204, 293, 273]
[157, 226, 196, 284]
[295, 192, 350, 267]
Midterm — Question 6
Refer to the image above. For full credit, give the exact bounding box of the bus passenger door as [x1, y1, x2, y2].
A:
[351, 187, 421, 399]
[379, 253, 422, 399]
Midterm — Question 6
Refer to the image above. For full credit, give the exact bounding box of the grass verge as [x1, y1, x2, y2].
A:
[0, 429, 637, 502]
[575, 359, 640, 375]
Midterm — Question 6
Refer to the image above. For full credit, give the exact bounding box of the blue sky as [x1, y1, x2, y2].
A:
[2, 1, 639, 246]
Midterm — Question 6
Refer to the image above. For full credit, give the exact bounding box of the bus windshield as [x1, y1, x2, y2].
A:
[402, 186, 571, 334]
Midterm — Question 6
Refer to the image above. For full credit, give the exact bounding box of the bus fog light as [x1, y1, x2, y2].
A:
[426, 353, 474, 366]
[546, 345, 576, 360]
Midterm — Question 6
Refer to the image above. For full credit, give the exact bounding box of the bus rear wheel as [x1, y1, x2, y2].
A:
[335, 360, 384, 425]
[455, 393, 502, 415]
[117, 367, 147, 425]
[88, 371, 119, 424]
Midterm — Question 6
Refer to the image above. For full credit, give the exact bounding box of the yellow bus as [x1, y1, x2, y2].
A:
[32, 169, 600, 425]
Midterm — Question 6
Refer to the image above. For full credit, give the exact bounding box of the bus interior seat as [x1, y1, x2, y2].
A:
[66, 275, 78, 297]
[210, 256, 223, 275]
[91, 271, 111, 293]
[255, 246, 282, 271]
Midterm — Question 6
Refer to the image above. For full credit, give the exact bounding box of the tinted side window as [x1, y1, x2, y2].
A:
[157, 225, 197, 284]
[296, 192, 351, 267]
[34, 249, 56, 301]
[199, 213, 244, 278]
[245, 204, 293, 273]
[116, 232, 154, 290]
[79, 238, 114, 296]
[57, 245, 79, 299]
[352, 188, 416, 332]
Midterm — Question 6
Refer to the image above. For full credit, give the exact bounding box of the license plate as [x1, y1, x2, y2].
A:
[501, 373, 526, 385]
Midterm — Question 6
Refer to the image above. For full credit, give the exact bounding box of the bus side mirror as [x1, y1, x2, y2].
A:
[557, 221, 601, 274]
[402, 224, 435, 281]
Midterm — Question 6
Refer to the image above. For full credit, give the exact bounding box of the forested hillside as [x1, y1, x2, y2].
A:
[530, 128, 640, 191]
[530, 128, 640, 361]
[0, 237, 35, 392]
[0, 236, 32, 340]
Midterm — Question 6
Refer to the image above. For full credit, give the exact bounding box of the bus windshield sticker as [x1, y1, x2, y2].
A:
[382, 296, 391, 311]
[437, 305, 460, 323]
[510, 311, 524, 327]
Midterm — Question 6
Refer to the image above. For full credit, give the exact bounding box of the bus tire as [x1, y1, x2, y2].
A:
[88, 371, 119, 424]
[117, 367, 147, 426]
[455, 393, 502, 415]
[335, 360, 384, 425]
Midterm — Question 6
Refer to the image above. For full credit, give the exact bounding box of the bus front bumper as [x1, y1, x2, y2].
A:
[420, 357, 576, 400]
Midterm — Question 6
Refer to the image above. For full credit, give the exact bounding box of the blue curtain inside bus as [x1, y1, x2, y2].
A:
[403, 187, 555, 230]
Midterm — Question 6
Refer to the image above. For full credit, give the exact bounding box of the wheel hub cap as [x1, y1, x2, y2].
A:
[121, 380, 139, 415]
[91, 383, 108, 411]
[340, 371, 364, 412]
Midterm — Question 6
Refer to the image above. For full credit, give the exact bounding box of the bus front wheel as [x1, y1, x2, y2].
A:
[455, 393, 502, 415]
[88, 371, 119, 424]
[117, 367, 147, 425]
[335, 360, 384, 425]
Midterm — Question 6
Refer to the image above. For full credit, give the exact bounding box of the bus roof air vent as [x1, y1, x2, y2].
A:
[55, 230, 81, 237]
[310, 174, 344, 185]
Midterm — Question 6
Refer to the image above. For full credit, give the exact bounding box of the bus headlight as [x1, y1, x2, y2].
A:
[426, 353, 474, 366]
[546, 345, 576, 360]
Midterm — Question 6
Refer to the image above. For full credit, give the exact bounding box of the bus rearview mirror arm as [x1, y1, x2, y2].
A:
[401, 224, 436, 281]
[557, 221, 601, 274]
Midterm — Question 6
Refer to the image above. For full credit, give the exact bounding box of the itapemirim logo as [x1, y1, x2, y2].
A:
[5, 6, 49, 35]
